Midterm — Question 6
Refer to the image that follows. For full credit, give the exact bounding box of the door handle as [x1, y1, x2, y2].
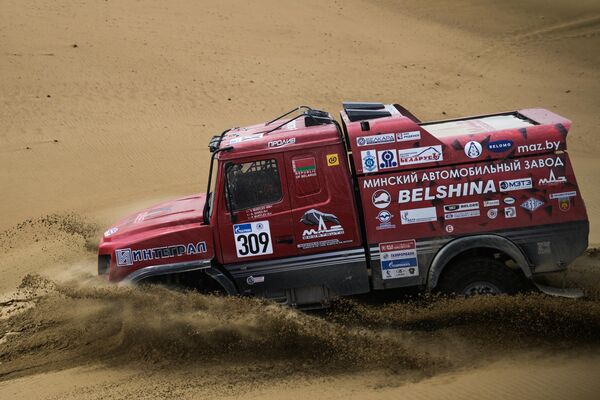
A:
[276, 236, 294, 244]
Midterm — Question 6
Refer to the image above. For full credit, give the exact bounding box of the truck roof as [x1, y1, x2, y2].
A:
[214, 109, 341, 161]
[340, 102, 572, 174]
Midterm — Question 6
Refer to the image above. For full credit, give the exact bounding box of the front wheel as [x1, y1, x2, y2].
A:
[437, 256, 524, 296]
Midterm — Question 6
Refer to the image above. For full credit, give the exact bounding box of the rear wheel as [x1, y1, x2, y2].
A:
[437, 256, 524, 296]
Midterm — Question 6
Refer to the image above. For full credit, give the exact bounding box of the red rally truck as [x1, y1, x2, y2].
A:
[98, 102, 589, 306]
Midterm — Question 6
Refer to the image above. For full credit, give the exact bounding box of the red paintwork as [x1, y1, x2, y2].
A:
[98, 103, 588, 283]
[98, 194, 214, 281]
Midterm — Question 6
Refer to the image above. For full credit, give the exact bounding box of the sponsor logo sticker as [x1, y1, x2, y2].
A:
[379, 240, 419, 280]
[444, 210, 480, 220]
[487, 208, 498, 219]
[378, 149, 398, 169]
[443, 202, 479, 212]
[549, 191, 576, 199]
[484, 199, 500, 207]
[487, 140, 513, 153]
[115, 242, 208, 267]
[372, 189, 391, 209]
[376, 210, 396, 230]
[539, 170, 567, 186]
[361, 150, 378, 173]
[398, 145, 443, 166]
[300, 209, 344, 240]
[445, 225, 454, 233]
[521, 198, 544, 212]
[499, 178, 532, 191]
[292, 157, 317, 179]
[464, 141, 483, 159]
[104, 227, 118, 237]
[396, 131, 421, 142]
[356, 133, 395, 147]
[268, 138, 296, 148]
[229, 133, 263, 144]
[504, 207, 517, 218]
[246, 276, 265, 285]
[558, 198, 571, 211]
[400, 207, 437, 224]
[503, 197, 516, 205]
[326, 153, 340, 166]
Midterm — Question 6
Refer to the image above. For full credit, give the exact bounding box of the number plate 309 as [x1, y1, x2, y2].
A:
[233, 221, 273, 258]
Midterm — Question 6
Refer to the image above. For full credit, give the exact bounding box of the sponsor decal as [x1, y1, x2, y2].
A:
[372, 189, 391, 209]
[487, 140, 513, 153]
[377, 210, 392, 223]
[521, 197, 544, 212]
[233, 221, 273, 258]
[246, 276, 265, 285]
[267, 138, 296, 147]
[361, 150, 378, 173]
[134, 206, 172, 223]
[443, 202, 479, 212]
[558, 198, 571, 211]
[229, 133, 263, 144]
[504, 207, 516, 218]
[487, 208, 498, 219]
[499, 178, 532, 191]
[115, 241, 208, 267]
[379, 240, 419, 280]
[517, 140, 560, 153]
[396, 131, 421, 142]
[104, 227, 118, 237]
[246, 204, 273, 219]
[537, 241, 551, 255]
[327, 153, 340, 166]
[378, 149, 398, 169]
[464, 141, 483, 159]
[268, 138, 296, 148]
[398, 145, 443, 166]
[484, 199, 500, 207]
[444, 210, 480, 220]
[550, 192, 575, 212]
[300, 209, 344, 240]
[503, 197, 516, 205]
[400, 207, 437, 225]
[292, 157, 317, 179]
[398, 180, 495, 203]
[549, 191, 576, 199]
[376, 210, 395, 231]
[445, 225, 454, 233]
[356, 133, 395, 147]
[297, 238, 351, 250]
[539, 170, 567, 186]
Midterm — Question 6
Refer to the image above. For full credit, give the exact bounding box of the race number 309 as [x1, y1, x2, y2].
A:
[233, 221, 273, 258]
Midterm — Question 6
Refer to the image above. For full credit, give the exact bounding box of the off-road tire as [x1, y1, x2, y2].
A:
[437, 256, 524, 296]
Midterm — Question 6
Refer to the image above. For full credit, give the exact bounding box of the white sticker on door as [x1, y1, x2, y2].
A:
[233, 221, 273, 258]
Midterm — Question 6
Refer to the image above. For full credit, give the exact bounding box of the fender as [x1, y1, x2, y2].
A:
[120, 260, 238, 295]
[427, 234, 532, 290]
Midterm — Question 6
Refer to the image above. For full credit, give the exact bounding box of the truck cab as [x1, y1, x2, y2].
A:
[98, 103, 589, 306]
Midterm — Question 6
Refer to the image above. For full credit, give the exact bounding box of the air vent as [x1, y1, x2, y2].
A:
[343, 102, 385, 110]
[345, 108, 392, 122]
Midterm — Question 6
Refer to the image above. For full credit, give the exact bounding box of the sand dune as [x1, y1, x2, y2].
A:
[1, 0, 600, 398]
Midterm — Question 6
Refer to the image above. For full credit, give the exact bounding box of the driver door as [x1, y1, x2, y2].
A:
[217, 155, 296, 264]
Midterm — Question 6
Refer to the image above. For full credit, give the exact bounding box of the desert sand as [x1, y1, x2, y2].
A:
[1, 0, 599, 398]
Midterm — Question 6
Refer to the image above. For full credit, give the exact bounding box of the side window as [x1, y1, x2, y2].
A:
[226, 159, 282, 211]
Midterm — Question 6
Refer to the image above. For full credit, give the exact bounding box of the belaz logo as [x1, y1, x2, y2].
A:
[300, 209, 344, 240]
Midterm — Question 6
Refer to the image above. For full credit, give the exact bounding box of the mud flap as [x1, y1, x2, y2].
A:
[533, 282, 584, 299]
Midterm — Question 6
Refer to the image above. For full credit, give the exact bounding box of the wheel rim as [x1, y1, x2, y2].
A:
[463, 281, 503, 296]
